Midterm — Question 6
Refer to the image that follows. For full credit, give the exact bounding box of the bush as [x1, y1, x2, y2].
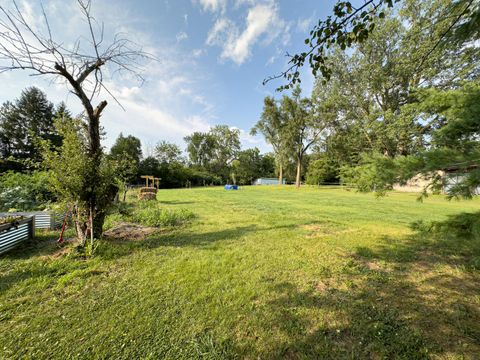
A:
[0, 171, 54, 211]
[411, 211, 480, 239]
[132, 202, 195, 227]
[305, 156, 340, 185]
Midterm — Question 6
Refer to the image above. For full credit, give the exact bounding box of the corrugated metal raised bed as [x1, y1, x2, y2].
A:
[0, 211, 63, 230]
[0, 217, 35, 254]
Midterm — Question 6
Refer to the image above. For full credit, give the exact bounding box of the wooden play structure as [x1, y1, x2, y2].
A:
[139, 175, 160, 200]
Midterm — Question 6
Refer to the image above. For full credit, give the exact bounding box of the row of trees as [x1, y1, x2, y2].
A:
[108, 127, 276, 188]
[0, 86, 276, 191]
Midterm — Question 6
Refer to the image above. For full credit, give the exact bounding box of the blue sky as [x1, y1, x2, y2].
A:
[0, 0, 336, 155]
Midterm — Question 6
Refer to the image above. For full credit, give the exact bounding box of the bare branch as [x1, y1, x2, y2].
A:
[0, 0, 156, 109]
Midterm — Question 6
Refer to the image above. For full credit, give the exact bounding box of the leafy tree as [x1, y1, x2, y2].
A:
[0, 87, 60, 169]
[109, 133, 142, 201]
[138, 156, 162, 178]
[308, 0, 479, 169]
[282, 86, 324, 188]
[184, 126, 240, 182]
[251, 97, 288, 185]
[41, 118, 117, 245]
[344, 81, 480, 198]
[265, 0, 479, 90]
[305, 155, 340, 185]
[110, 133, 142, 164]
[230, 148, 274, 185]
[260, 153, 276, 179]
[209, 125, 241, 179]
[154, 140, 184, 164]
[184, 131, 217, 167]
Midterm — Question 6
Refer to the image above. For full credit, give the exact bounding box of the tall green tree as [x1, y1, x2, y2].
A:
[310, 0, 479, 167]
[251, 97, 288, 185]
[209, 125, 241, 179]
[0, 87, 60, 169]
[184, 126, 240, 182]
[230, 148, 275, 185]
[184, 131, 217, 168]
[343, 81, 480, 198]
[109, 134, 142, 201]
[282, 87, 324, 188]
[265, 0, 479, 90]
[154, 140, 183, 164]
[110, 133, 142, 164]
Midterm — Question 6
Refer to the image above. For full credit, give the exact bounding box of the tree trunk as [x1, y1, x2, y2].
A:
[295, 158, 302, 189]
[278, 164, 283, 185]
[86, 113, 103, 239]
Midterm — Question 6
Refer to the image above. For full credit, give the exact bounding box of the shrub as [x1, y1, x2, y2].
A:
[0, 170, 54, 211]
[305, 156, 340, 185]
[411, 212, 480, 239]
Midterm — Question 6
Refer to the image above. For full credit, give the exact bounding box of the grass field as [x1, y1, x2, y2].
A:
[1, 186, 479, 359]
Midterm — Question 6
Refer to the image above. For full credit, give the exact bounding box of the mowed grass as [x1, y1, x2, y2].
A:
[1, 186, 480, 359]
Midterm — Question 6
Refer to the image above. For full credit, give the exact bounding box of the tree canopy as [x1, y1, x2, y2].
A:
[0, 87, 64, 169]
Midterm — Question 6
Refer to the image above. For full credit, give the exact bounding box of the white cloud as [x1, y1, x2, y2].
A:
[231, 126, 272, 151]
[176, 31, 188, 42]
[192, 48, 206, 58]
[205, 1, 289, 65]
[0, 0, 221, 152]
[194, 0, 227, 13]
[296, 13, 315, 33]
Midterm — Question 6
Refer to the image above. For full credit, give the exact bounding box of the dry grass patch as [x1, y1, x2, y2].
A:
[103, 222, 159, 241]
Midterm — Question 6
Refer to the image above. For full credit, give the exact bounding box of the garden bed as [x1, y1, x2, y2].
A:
[0, 211, 64, 230]
[0, 216, 34, 254]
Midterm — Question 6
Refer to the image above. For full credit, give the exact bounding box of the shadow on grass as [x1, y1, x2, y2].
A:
[1, 230, 66, 260]
[96, 222, 300, 261]
[240, 215, 480, 359]
[158, 200, 195, 205]
[251, 280, 430, 359]
[95, 225, 261, 260]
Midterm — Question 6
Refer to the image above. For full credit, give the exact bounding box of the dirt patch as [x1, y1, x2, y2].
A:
[302, 224, 356, 239]
[103, 222, 158, 241]
[302, 224, 324, 232]
[365, 261, 382, 271]
[38, 238, 77, 259]
[302, 223, 337, 238]
[315, 280, 328, 292]
[352, 254, 388, 272]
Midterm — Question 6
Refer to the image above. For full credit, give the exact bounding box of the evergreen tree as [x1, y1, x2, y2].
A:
[0, 87, 59, 169]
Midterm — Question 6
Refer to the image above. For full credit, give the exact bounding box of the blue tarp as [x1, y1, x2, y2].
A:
[224, 185, 239, 190]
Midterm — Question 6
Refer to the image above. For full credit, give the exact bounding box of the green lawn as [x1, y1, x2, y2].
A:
[1, 186, 479, 359]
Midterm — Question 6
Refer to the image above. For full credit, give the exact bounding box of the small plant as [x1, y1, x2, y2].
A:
[0, 215, 24, 225]
[132, 203, 195, 228]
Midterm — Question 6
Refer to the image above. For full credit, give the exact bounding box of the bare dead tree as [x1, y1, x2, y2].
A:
[0, 0, 155, 241]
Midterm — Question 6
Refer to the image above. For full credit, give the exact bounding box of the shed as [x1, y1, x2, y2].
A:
[254, 178, 286, 185]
